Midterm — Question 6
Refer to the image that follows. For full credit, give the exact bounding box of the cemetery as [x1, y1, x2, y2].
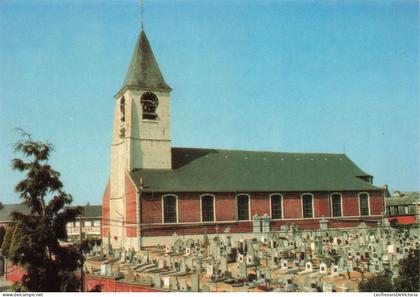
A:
[84, 218, 420, 292]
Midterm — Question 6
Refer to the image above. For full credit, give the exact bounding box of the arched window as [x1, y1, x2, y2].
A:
[162, 195, 177, 223]
[270, 194, 282, 219]
[141, 92, 159, 120]
[120, 96, 126, 123]
[330, 193, 342, 217]
[237, 194, 250, 221]
[201, 194, 215, 222]
[359, 193, 370, 216]
[302, 194, 313, 218]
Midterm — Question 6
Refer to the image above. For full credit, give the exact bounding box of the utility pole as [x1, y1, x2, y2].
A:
[79, 216, 84, 292]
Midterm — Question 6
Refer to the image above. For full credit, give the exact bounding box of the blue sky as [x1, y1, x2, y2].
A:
[0, 0, 419, 205]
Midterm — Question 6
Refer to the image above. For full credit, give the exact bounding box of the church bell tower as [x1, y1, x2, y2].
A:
[108, 29, 172, 249]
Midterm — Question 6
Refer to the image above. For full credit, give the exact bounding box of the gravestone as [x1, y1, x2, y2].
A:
[220, 257, 228, 276]
[179, 279, 188, 291]
[179, 260, 187, 273]
[262, 267, 271, 280]
[238, 261, 247, 278]
[121, 249, 126, 262]
[170, 277, 179, 290]
[320, 217, 329, 231]
[165, 245, 172, 254]
[185, 247, 191, 256]
[174, 239, 185, 253]
[305, 261, 313, 272]
[163, 276, 171, 289]
[206, 264, 214, 276]
[280, 259, 288, 271]
[253, 214, 261, 233]
[191, 271, 200, 292]
[331, 265, 339, 277]
[319, 262, 327, 274]
[114, 249, 120, 259]
[246, 255, 254, 266]
[261, 214, 270, 232]
[127, 267, 134, 282]
[323, 283, 334, 292]
[100, 264, 112, 276]
[153, 275, 162, 288]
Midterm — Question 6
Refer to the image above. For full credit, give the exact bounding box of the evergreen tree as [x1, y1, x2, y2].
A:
[8, 130, 82, 292]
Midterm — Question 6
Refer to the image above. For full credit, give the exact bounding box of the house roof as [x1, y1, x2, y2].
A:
[130, 147, 382, 193]
[116, 30, 172, 97]
[0, 203, 102, 222]
[78, 205, 102, 218]
[0, 203, 30, 222]
[386, 192, 420, 206]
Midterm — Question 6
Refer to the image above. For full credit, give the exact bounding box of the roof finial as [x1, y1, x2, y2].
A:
[141, 0, 144, 30]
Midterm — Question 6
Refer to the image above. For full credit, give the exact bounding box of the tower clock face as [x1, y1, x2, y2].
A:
[141, 91, 159, 120]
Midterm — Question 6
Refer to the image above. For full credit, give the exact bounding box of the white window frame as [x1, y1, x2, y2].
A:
[162, 194, 179, 224]
[269, 193, 284, 220]
[301, 193, 315, 219]
[200, 194, 216, 222]
[358, 192, 371, 216]
[329, 192, 343, 217]
[235, 193, 251, 221]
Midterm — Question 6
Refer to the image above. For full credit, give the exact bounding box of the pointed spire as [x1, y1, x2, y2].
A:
[116, 30, 171, 96]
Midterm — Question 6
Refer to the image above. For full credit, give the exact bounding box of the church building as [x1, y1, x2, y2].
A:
[102, 29, 385, 250]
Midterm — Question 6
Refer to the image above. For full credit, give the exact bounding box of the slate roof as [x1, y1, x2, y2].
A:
[130, 147, 382, 193]
[116, 30, 172, 97]
[0, 203, 30, 222]
[386, 192, 420, 206]
[0, 204, 101, 222]
[77, 205, 102, 218]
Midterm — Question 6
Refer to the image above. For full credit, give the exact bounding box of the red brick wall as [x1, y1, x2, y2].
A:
[85, 275, 163, 292]
[215, 193, 237, 221]
[141, 195, 162, 224]
[139, 190, 384, 237]
[314, 193, 330, 217]
[101, 180, 110, 237]
[342, 192, 360, 216]
[178, 194, 200, 222]
[251, 193, 270, 217]
[369, 191, 384, 215]
[283, 194, 302, 218]
[125, 173, 138, 237]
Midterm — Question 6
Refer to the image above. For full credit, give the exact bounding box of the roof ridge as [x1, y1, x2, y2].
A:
[172, 146, 346, 156]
